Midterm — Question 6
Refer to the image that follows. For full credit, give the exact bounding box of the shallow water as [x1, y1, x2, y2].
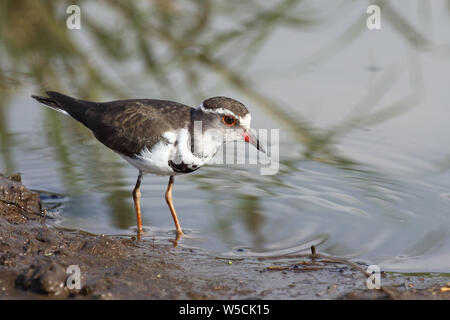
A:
[1, 0, 450, 273]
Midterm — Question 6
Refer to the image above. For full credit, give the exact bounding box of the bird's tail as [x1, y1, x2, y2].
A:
[31, 91, 94, 125]
[31, 93, 69, 116]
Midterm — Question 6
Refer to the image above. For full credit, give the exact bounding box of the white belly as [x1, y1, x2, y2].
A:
[120, 129, 219, 176]
[120, 142, 180, 176]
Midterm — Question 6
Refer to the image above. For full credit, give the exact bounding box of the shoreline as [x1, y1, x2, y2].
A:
[1, 173, 449, 299]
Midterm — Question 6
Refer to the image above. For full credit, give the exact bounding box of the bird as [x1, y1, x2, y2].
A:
[32, 91, 265, 243]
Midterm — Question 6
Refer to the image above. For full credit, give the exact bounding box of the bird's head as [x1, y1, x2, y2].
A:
[195, 96, 265, 153]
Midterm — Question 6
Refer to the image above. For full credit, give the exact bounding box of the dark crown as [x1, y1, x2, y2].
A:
[202, 96, 249, 118]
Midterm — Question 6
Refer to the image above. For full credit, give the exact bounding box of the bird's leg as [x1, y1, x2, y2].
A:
[132, 171, 144, 238]
[165, 176, 184, 243]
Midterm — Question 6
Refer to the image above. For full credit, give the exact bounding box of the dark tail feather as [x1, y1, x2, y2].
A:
[31, 94, 64, 113]
[31, 91, 94, 125]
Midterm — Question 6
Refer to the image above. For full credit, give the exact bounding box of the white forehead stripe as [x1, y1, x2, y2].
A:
[197, 103, 251, 128]
[197, 103, 237, 117]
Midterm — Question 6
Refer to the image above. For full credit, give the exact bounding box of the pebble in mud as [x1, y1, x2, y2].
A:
[16, 262, 69, 296]
[0, 252, 16, 267]
[0, 174, 42, 224]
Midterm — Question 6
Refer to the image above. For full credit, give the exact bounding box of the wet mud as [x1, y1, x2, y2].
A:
[0, 173, 449, 299]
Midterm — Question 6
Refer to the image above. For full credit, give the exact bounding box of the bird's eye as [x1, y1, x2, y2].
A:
[222, 115, 236, 126]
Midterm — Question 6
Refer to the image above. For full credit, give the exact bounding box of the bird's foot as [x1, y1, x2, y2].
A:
[170, 230, 184, 247]
[136, 229, 143, 241]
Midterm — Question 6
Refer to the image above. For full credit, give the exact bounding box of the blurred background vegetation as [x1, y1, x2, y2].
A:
[1, 0, 441, 167]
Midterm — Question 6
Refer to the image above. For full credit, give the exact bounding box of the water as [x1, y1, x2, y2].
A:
[1, 0, 450, 273]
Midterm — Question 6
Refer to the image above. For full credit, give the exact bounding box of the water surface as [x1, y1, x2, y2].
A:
[1, 0, 450, 273]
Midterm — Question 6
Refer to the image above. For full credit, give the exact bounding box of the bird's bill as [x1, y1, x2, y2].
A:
[243, 130, 266, 153]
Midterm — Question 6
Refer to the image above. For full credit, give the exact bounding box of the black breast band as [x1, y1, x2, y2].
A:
[168, 160, 200, 173]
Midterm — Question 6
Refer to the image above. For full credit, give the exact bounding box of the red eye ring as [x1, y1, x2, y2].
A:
[222, 115, 236, 126]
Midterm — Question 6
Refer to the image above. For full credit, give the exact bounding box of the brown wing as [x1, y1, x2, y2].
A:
[33, 92, 193, 157]
[87, 99, 193, 157]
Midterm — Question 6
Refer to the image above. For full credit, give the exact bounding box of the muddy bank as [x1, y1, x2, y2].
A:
[0, 173, 449, 299]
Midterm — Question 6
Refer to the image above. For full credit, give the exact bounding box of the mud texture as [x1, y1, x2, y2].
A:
[0, 173, 449, 299]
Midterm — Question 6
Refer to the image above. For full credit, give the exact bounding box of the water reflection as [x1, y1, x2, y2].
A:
[1, 0, 450, 272]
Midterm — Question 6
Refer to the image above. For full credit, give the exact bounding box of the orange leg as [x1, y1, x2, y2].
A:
[165, 176, 184, 241]
[132, 171, 144, 238]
